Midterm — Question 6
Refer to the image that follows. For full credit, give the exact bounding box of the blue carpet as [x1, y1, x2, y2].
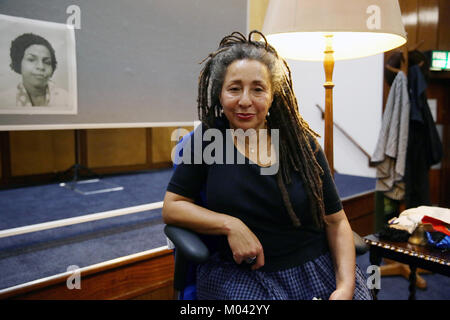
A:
[0, 168, 174, 229]
[334, 173, 375, 199]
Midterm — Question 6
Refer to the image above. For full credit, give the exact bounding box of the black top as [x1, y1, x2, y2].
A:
[167, 125, 342, 272]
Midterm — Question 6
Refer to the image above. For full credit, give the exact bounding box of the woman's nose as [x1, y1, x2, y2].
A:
[238, 89, 252, 107]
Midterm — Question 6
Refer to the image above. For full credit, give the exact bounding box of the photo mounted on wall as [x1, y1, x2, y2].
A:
[0, 14, 77, 114]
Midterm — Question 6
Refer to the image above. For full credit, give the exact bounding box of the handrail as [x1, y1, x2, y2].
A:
[315, 104, 372, 162]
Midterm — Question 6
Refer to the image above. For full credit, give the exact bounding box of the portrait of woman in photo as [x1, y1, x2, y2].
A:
[0, 32, 68, 107]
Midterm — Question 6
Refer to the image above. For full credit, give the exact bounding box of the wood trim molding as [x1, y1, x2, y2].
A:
[0, 247, 174, 300]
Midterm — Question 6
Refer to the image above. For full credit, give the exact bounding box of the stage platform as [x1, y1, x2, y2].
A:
[0, 169, 375, 295]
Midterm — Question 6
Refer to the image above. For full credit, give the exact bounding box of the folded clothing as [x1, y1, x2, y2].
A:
[388, 206, 450, 234]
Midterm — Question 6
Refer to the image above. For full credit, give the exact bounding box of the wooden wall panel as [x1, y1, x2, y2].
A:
[151, 126, 193, 164]
[429, 169, 441, 205]
[427, 78, 449, 207]
[86, 128, 147, 168]
[0, 132, 11, 182]
[131, 285, 174, 300]
[9, 131, 75, 176]
[427, 80, 446, 124]
[152, 127, 175, 164]
[399, 0, 419, 46]
[343, 192, 375, 236]
[1, 126, 197, 186]
[442, 115, 450, 208]
[417, 0, 440, 51]
[349, 214, 374, 238]
[438, 0, 450, 50]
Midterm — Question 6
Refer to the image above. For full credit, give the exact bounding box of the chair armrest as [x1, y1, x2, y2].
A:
[353, 231, 369, 256]
[164, 225, 210, 263]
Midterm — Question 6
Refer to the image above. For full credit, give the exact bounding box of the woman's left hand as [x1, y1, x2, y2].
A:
[328, 288, 354, 300]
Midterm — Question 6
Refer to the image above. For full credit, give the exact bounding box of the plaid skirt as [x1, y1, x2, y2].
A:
[196, 252, 372, 300]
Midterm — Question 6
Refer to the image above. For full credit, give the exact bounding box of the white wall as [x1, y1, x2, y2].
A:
[288, 54, 384, 178]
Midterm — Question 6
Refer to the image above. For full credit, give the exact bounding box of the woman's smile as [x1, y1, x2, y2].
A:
[235, 112, 256, 120]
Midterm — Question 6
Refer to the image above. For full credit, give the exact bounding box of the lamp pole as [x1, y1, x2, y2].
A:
[323, 35, 335, 177]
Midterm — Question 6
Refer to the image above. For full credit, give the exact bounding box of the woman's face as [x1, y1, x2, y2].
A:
[220, 59, 273, 131]
[20, 44, 53, 89]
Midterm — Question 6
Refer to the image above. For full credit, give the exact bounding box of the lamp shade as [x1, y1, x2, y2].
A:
[262, 0, 407, 61]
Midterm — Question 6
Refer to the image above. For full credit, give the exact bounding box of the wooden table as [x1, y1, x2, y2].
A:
[364, 234, 450, 300]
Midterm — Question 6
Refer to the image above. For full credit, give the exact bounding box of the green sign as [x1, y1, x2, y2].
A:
[430, 51, 449, 71]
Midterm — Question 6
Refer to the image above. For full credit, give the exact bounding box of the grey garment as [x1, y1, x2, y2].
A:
[371, 71, 410, 200]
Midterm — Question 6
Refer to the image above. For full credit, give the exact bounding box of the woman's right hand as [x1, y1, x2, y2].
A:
[163, 192, 264, 270]
[226, 217, 265, 270]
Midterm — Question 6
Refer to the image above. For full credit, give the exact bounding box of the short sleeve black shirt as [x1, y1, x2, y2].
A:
[167, 125, 343, 272]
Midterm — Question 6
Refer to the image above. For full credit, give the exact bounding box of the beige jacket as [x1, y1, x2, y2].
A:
[371, 71, 410, 200]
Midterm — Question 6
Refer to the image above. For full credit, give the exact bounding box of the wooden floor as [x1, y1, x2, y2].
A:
[0, 192, 374, 300]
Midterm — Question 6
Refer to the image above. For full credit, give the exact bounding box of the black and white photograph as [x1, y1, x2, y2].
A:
[0, 14, 77, 114]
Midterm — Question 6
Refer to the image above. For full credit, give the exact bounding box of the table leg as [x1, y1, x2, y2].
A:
[408, 264, 417, 300]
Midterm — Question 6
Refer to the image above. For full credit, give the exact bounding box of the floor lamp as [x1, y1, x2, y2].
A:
[262, 0, 407, 176]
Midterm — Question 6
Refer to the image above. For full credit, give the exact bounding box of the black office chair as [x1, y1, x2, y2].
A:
[164, 224, 369, 299]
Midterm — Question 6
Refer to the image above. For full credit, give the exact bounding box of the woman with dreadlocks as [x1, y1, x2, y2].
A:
[162, 31, 371, 300]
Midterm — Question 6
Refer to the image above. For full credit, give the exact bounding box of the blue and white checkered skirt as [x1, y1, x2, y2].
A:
[196, 252, 373, 300]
